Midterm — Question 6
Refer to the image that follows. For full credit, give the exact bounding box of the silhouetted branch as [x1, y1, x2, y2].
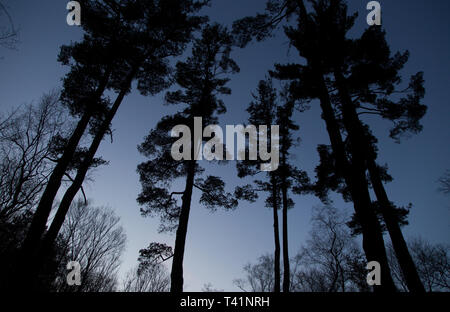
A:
[63, 172, 87, 205]
[0, 1, 19, 50]
[438, 170, 450, 195]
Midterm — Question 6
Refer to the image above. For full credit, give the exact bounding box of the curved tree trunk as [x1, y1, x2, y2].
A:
[38, 68, 135, 267]
[19, 113, 91, 253]
[13, 68, 112, 289]
[333, 70, 396, 292]
[310, 65, 396, 292]
[367, 159, 425, 292]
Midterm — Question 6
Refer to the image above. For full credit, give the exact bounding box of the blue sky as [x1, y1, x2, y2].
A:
[0, 0, 449, 291]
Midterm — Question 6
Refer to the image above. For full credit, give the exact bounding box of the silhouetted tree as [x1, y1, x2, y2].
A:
[17, 0, 207, 289]
[274, 0, 399, 292]
[236, 78, 282, 292]
[0, 92, 79, 291]
[234, 254, 276, 292]
[234, 0, 427, 292]
[137, 24, 239, 292]
[387, 238, 450, 292]
[0, 1, 18, 51]
[293, 206, 369, 292]
[137, 243, 174, 266]
[236, 78, 309, 292]
[326, 21, 426, 293]
[0, 92, 69, 222]
[122, 264, 170, 293]
[439, 170, 450, 195]
[277, 90, 310, 292]
[202, 283, 223, 292]
[235, 205, 370, 293]
[233, 0, 396, 291]
[0, 210, 34, 290]
[122, 248, 171, 292]
[51, 200, 126, 292]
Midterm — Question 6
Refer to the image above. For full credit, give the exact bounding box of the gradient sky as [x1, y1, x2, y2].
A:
[1, 0, 449, 291]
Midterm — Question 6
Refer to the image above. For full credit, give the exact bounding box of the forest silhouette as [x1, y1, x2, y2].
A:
[0, 0, 448, 294]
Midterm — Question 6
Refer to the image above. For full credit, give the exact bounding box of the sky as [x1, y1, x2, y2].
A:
[0, 0, 449, 291]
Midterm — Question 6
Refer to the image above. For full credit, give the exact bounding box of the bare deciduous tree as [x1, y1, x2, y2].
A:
[234, 254, 276, 292]
[52, 200, 126, 292]
[0, 91, 69, 222]
[294, 206, 364, 292]
[121, 242, 171, 292]
[388, 238, 450, 292]
[234, 206, 370, 293]
[122, 263, 170, 292]
[202, 283, 223, 292]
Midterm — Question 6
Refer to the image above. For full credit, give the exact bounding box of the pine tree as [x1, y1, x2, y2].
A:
[236, 78, 282, 292]
[233, 0, 399, 291]
[277, 0, 425, 291]
[16, 0, 207, 290]
[277, 89, 310, 292]
[236, 78, 310, 292]
[329, 23, 427, 292]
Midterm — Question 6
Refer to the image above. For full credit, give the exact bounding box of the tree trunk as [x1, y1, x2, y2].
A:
[294, 0, 396, 291]
[170, 160, 196, 293]
[308, 62, 396, 291]
[19, 113, 91, 255]
[17, 68, 112, 284]
[367, 159, 425, 292]
[332, 69, 396, 292]
[271, 175, 281, 293]
[38, 68, 135, 266]
[281, 182, 290, 292]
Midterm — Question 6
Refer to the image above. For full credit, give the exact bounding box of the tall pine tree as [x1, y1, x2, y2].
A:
[15, 0, 207, 290]
[236, 78, 310, 292]
[137, 24, 240, 292]
[232, 0, 418, 291]
[235, 0, 427, 292]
